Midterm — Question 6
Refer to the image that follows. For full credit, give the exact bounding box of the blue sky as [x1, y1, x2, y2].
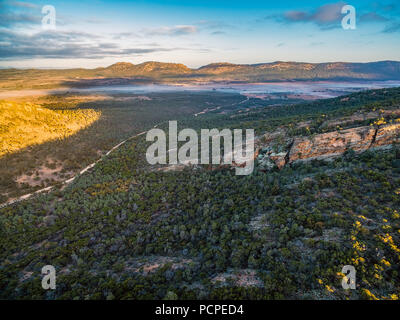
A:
[0, 0, 399, 68]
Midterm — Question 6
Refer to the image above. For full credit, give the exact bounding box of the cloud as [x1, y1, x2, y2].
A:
[282, 1, 347, 29]
[195, 20, 233, 36]
[7, 1, 38, 8]
[0, 1, 41, 27]
[382, 22, 400, 33]
[0, 12, 41, 26]
[282, 2, 396, 32]
[255, 14, 280, 24]
[111, 32, 140, 40]
[211, 31, 226, 35]
[196, 20, 232, 30]
[84, 18, 108, 24]
[142, 25, 197, 36]
[0, 1, 92, 28]
[382, 4, 397, 11]
[0, 30, 180, 59]
[284, 11, 309, 22]
[360, 12, 388, 23]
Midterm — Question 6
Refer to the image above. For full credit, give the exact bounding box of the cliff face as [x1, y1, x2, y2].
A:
[373, 123, 400, 148]
[289, 126, 378, 162]
[258, 123, 400, 170]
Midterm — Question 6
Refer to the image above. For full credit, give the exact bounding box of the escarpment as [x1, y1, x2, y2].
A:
[257, 122, 400, 170]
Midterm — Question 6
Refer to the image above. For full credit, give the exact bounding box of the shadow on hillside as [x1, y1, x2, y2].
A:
[0, 96, 151, 201]
[0, 91, 243, 201]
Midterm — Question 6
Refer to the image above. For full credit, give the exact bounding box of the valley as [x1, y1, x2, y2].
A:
[0, 86, 399, 300]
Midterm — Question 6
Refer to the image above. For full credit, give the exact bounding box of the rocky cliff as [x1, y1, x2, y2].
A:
[258, 122, 400, 170]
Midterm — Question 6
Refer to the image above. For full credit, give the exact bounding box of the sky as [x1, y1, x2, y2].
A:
[0, 0, 399, 69]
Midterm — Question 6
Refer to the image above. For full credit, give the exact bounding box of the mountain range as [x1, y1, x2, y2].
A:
[89, 60, 400, 81]
[1, 60, 400, 90]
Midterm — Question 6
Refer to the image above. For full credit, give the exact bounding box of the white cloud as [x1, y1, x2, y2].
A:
[142, 25, 197, 36]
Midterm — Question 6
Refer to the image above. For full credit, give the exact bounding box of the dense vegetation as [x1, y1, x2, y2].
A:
[0, 92, 243, 202]
[0, 87, 400, 300]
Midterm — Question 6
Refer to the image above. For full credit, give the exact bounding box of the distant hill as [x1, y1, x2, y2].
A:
[98, 60, 400, 80]
[195, 61, 400, 81]
[1, 60, 400, 90]
[100, 61, 192, 77]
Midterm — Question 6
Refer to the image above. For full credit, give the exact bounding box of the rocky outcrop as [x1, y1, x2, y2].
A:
[372, 123, 400, 149]
[257, 132, 292, 170]
[258, 123, 400, 170]
[289, 126, 377, 162]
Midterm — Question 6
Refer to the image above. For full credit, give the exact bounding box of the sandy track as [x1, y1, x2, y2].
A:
[0, 130, 147, 209]
[0, 96, 248, 209]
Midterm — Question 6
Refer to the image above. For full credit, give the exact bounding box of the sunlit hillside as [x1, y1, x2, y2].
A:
[0, 101, 101, 157]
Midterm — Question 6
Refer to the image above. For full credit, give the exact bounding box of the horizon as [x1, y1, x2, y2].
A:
[1, 0, 400, 69]
[1, 59, 400, 71]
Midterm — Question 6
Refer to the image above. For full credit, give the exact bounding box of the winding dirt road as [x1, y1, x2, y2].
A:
[0, 130, 148, 209]
[0, 97, 249, 209]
